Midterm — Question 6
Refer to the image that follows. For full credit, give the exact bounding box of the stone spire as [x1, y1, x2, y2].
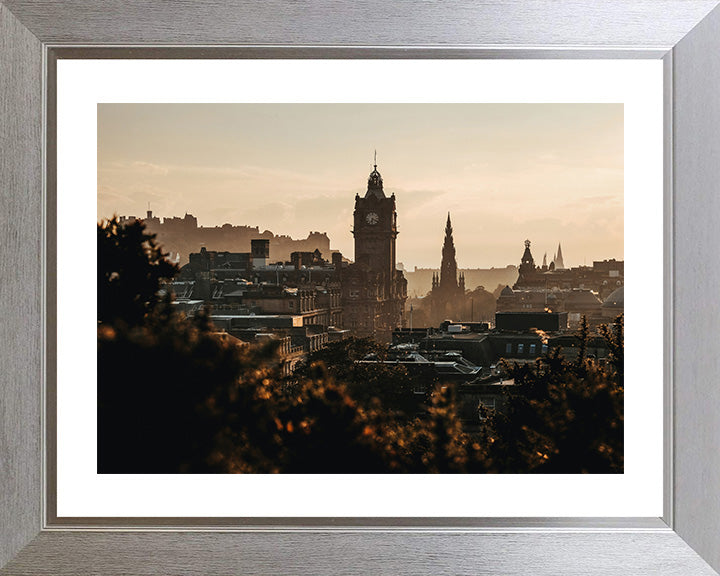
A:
[555, 243, 565, 269]
[439, 213, 459, 292]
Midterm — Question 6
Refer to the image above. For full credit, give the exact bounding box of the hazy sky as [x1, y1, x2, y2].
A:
[98, 104, 623, 269]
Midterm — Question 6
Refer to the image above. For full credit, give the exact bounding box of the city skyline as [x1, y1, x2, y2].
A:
[98, 103, 623, 269]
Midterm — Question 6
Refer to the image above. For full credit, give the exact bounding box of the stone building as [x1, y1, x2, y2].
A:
[512, 239, 623, 298]
[341, 162, 407, 342]
[171, 237, 347, 372]
[426, 213, 466, 324]
[501, 239, 624, 327]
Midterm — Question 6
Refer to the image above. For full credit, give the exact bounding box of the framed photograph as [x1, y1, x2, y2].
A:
[2, 2, 720, 575]
[66, 64, 650, 517]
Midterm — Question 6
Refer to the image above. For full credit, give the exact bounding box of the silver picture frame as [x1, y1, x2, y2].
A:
[2, 1, 720, 574]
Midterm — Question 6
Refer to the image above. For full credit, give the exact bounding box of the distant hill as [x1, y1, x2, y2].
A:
[118, 212, 336, 265]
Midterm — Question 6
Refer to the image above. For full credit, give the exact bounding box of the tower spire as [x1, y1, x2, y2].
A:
[439, 213, 458, 292]
[555, 242, 565, 269]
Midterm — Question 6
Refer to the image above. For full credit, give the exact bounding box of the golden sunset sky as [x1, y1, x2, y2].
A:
[98, 103, 623, 269]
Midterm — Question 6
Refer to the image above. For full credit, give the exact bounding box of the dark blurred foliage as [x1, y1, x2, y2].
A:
[97, 218, 624, 474]
[485, 315, 624, 473]
[98, 217, 178, 327]
[99, 316, 479, 473]
[98, 308, 256, 472]
[290, 338, 433, 420]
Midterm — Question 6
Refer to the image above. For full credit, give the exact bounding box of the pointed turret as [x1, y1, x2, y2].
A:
[514, 239, 539, 289]
[365, 152, 385, 199]
[521, 239, 535, 269]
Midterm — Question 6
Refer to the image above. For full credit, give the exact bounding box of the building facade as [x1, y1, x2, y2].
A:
[502, 239, 624, 328]
[341, 162, 407, 342]
[427, 213, 466, 324]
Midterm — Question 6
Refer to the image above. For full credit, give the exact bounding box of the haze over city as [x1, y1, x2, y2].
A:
[98, 103, 623, 269]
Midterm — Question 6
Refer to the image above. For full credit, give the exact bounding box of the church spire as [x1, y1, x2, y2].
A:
[439, 213, 458, 292]
[555, 242, 565, 269]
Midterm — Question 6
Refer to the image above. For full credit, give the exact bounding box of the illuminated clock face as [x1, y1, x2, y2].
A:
[365, 212, 379, 225]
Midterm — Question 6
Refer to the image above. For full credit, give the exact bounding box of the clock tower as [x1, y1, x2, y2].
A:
[352, 162, 398, 298]
[342, 160, 407, 342]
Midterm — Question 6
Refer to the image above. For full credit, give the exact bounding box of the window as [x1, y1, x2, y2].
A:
[541, 344, 548, 354]
[505, 343, 513, 354]
[517, 343, 524, 354]
[529, 344, 536, 355]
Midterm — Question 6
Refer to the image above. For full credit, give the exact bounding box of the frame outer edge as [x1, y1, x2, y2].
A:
[1, 1, 719, 575]
[1, 0, 719, 47]
[672, 3, 720, 573]
[0, 2, 44, 570]
[2, 531, 719, 576]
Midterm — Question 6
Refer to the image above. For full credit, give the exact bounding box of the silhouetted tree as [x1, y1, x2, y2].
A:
[97, 218, 623, 474]
[98, 308, 259, 472]
[486, 315, 624, 473]
[97, 219, 475, 473]
[291, 338, 429, 419]
[465, 285, 497, 321]
[98, 216, 177, 327]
